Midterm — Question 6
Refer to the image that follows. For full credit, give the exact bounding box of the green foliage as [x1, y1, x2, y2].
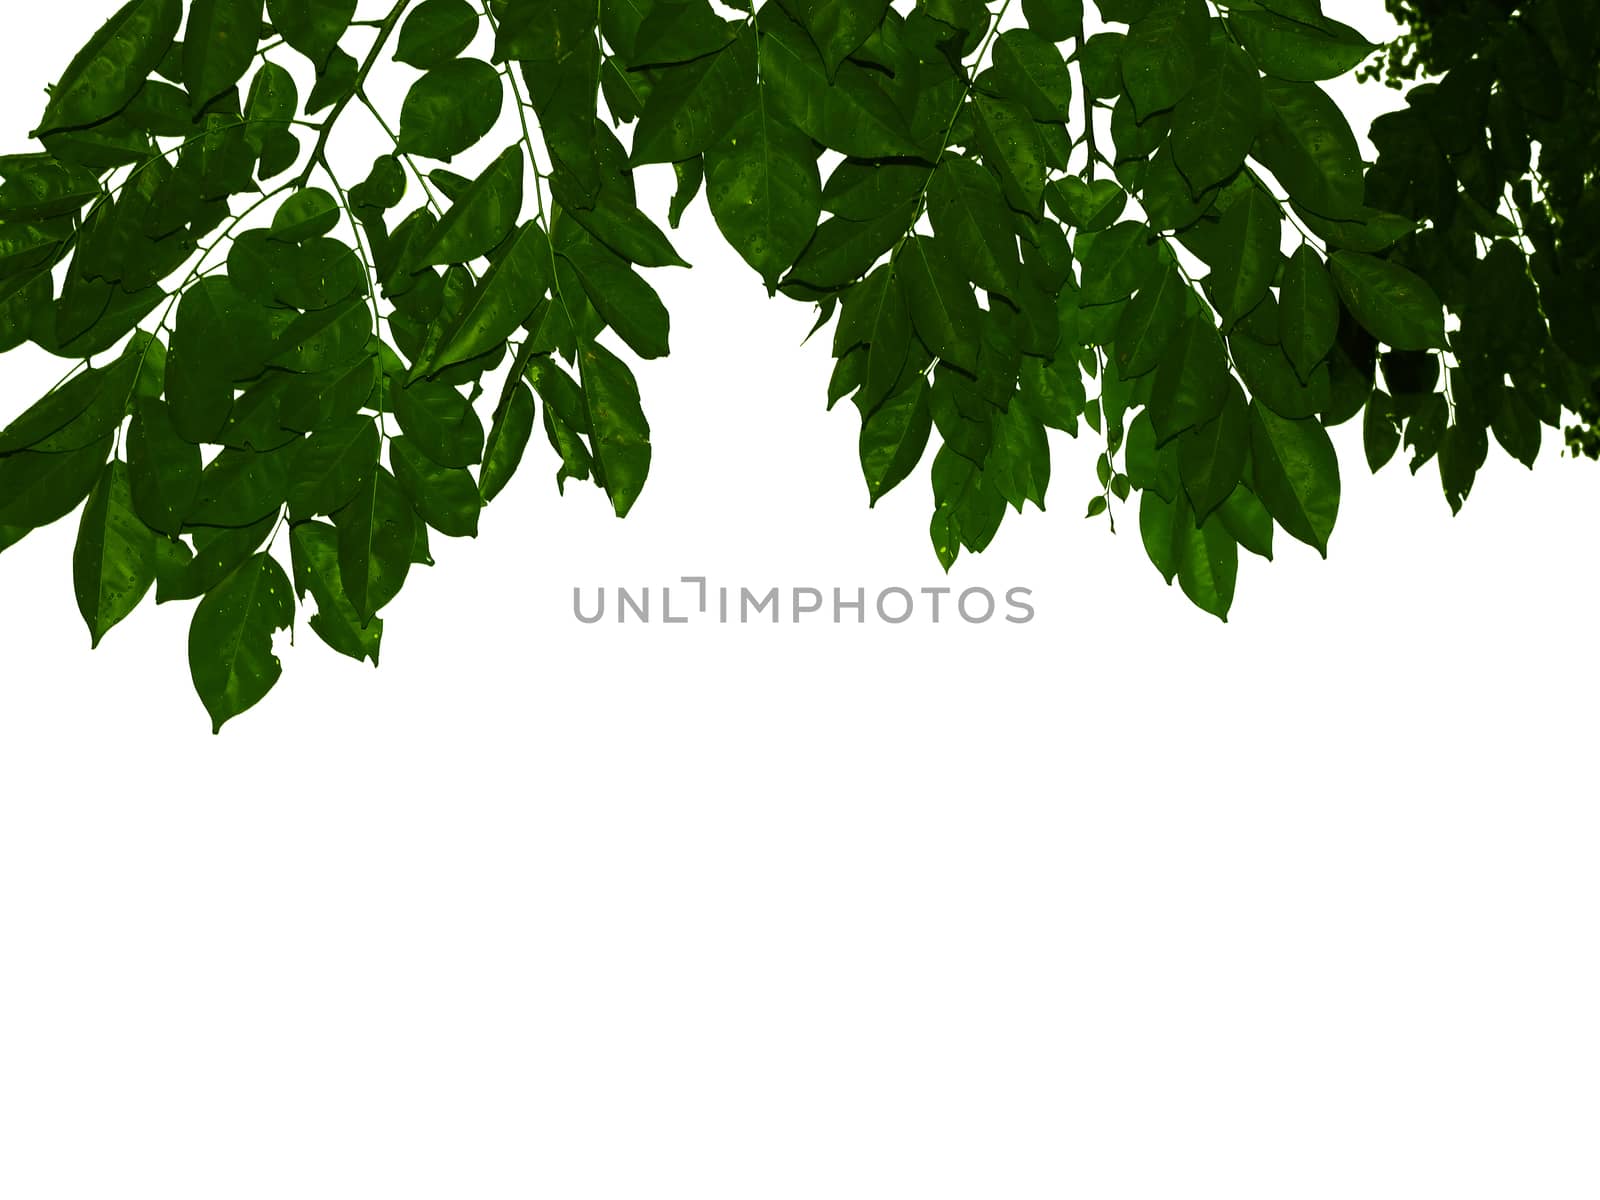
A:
[1366, 0, 1600, 466]
[0, 0, 1591, 729]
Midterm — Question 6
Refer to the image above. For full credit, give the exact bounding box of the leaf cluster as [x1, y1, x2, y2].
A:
[0, 0, 1591, 729]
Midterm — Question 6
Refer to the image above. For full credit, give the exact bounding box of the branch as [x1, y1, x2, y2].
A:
[297, 0, 413, 188]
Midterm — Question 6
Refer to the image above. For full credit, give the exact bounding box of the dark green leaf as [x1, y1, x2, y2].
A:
[390, 436, 481, 537]
[1329, 250, 1447, 351]
[480, 380, 536, 502]
[266, 0, 356, 68]
[1232, 8, 1375, 82]
[335, 465, 415, 624]
[395, 0, 479, 70]
[1249, 401, 1339, 556]
[188, 550, 293, 733]
[398, 58, 505, 161]
[73, 459, 157, 647]
[898, 234, 981, 375]
[631, 31, 756, 165]
[1209, 186, 1280, 322]
[35, 0, 181, 136]
[183, 0, 263, 113]
[1177, 377, 1248, 519]
[578, 339, 651, 517]
[289, 519, 381, 664]
[410, 145, 523, 268]
[1171, 44, 1260, 193]
[0, 435, 112, 530]
[706, 101, 821, 290]
[287, 415, 379, 518]
[859, 374, 931, 504]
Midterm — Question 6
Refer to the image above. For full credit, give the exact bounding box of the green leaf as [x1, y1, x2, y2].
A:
[335, 465, 416, 624]
[0, 336, 153, 454]
[289, 519, 381, 664]
[306, 46, 358, 115]
[971, 94, 1045, 216]
[1138, 488, 1179, 582]
[395, 0, 479, 70]
[1113, 263, 1186, 380]
[287, 415, 379, 519]
[182, 0, 263, 113]
[270, 188, 341, 242]
[1279, 244, 1339, 382]
[1176, 497, 1237, 621]
[991, 30, 1075, 123]
[786, 207, 914, 290]
[1019, 352, 1085, 433]
[156, 516, 273, 603]
[1125, 409, 1177, 501]
[986, 395, 1051, 512]
[34, 0, 181, 136]
[411, 146, 523, 269]
[168, 278, 275, 441]
[480, 380, 536, 502]
[557, 237, 671, 360]
[1294, 204, 1415, 254]
[560, 180, 690, 270]
[417, 223, 552, 377]
[859, 375, 932, 504]
[578, 339, 651, 517]
[0, 155, 101, 223]
[898, 235, 981, 375]
[188, 551, 294, 734]
[266, 0, 356, 68]
[1232, 8, 1375, 82]
[1121, 0, 1206, 122]
[926, 157, 1020, 297]
[1022, 0, 1083, 42]
[1329, 251, 1447, 351]
[780, 0, 889, 78]
[1148, 314, 1227, 441]
[1177, 378, 1248, 520]
[271, 298, 373, 373]
[632, 0, 737, 66]
[669, 157, 704, 228]
[1253, 77, 1363, 220]
[1217, 483, 1273, 559]
[0, 435, 113, 529]
[1044, 177, 1126, 231]
[631, 31, 756, 165]
[128, 393, 200, 536]
[834, 264, 910, 411]
[394, 382, 484, 468]
[390, 436, 481, 537]
[706, 101, 821, 291]
[1249, 401, 1339, 556]
[398, 59, 505, 161]
[1230, 330, 1329, 419]
[1077, 221, 1159, 305]
[73, 460, 158, 647]
[756, 8, 919, 159]
[1171, 44, 1260, 193]
[1209, 186, 1280, 322]
[189, 445, 293, 528]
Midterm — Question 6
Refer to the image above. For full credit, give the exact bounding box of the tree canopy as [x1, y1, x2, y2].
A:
[0, 0, 1593, 730]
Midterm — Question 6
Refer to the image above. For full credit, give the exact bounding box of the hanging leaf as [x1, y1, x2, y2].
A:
[188, 550, 294, 733]
[73, 460, 159, 647]
[1249, 401, 1340, 556]
[34, 0, 181, 136]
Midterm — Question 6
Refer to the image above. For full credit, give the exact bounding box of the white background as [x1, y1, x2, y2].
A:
[3, 3, 1598, 1197]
